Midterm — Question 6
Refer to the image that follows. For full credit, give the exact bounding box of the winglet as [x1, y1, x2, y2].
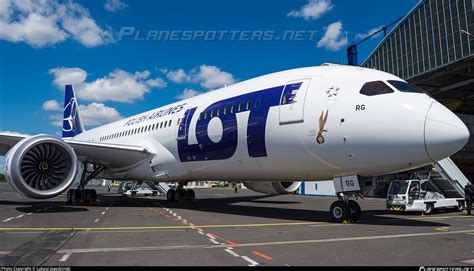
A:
[63, 85, 85, 138]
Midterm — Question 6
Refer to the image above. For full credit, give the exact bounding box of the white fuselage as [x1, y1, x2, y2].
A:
[72, 65, 469, 183]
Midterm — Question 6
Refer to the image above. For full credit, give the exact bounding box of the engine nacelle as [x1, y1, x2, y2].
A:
[4, 135, 78, 199]
[243, 181, 301, 195]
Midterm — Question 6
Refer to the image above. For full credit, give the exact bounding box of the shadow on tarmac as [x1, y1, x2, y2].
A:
[110, 193, 451, 227]
[2, 192, 454, 228]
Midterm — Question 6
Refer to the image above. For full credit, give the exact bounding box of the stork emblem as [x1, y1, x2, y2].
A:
[317, 110, 329, 144]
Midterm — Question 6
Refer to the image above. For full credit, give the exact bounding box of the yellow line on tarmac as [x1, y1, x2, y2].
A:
[0, 221, 328, 231]
[0, 215, 469, 232]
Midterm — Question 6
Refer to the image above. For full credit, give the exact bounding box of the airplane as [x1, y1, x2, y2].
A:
[0, 63, 469, 223]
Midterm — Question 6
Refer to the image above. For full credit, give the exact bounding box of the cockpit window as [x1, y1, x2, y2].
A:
[359, 81, 394, 96]
[388, 80, 422, 93]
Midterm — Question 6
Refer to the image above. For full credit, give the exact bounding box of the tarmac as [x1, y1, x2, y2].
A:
[0, 183, 473, 266]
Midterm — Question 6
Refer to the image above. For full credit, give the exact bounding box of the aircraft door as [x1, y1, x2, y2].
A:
[279, 78, 311, 125]
[176, 107, 194, 140]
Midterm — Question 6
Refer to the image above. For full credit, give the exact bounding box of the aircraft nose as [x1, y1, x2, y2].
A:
[424, 101, 470, 162]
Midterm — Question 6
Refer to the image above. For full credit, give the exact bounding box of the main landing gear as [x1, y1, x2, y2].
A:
[329, 193, 362, 223]
[167, 182, 196, 202]
[67, 161, 105, 206]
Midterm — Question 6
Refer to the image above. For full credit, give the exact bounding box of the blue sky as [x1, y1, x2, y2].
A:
[0, 0, 419, 137]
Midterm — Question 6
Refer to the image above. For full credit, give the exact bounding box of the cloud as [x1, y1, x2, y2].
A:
[42, 100, 62, 111]
[146, 77, 167, 88]
[192, 65, 236, 89]
[104, 0, 128, 12]
[49, 67, 166, 103]
[176, 88, 200, 100]
[355, 26, 384, 41]
[287, 0, 333, 21]
[47, 102, 122, 127]
[317, 21, 348, 51]
[166, 69, 189, 84]
[165, 65, 237, 90]
[0, 0, 112, 48]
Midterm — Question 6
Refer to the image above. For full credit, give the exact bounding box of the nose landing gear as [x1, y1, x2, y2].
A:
[329, 193, 362, 223]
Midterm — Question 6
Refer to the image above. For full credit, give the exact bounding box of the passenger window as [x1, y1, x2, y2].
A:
[246, 101, 252, 110]
[216, 108, 220, 116]
[281, 94, 288, 105]
[359, 81, 394, 96]
[210, 110, 214, 118]
[204, 112, 208, 119]
[255, 98, 261, 108]
[238, 102, 243, 112]
[230, 105, 235, 113]
[223, 106, 228, 115]
[169, 120, 172, 126]
[160, 122, 163, 128]
[387, 80, 422, 93]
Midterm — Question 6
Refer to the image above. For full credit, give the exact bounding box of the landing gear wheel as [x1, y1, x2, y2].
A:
[456, 201, 465, 212]
[330, 201, 351, 223]
[176, 189, 186, 201]
[424, 203, 434, 215]
[348, 200, 362, 222]
[167, 189, 176, 202]
[186, 189, 195, 200]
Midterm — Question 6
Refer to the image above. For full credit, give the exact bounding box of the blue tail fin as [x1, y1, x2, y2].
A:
[63, 85, 85, 138]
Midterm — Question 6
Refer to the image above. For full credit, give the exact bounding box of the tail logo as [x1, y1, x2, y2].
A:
[63, 97, 79, 132]
[62, 85, 84, 138]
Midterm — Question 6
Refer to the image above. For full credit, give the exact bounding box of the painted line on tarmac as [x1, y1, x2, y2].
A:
[252, 251, 273, 260]
[241, 256, 259, 266]
[225, 248, 240, 257]
[76, 229, 188, 234]
[58, 244, 209, 254]
[156, 202, 259, 267]
[59, 253, 71, 262]
[216, 229, 474, 248]
[1, 214, 471, 232]
[6, 229, 471, 256]
[0, 221, 328, 231]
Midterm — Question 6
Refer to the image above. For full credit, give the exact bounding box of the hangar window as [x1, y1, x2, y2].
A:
[387, 80, 422, 93]
[359, 81, 394, 96]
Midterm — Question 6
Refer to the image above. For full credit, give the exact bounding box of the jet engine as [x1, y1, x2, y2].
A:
[243, 181, 301, 195]
[4, 135, 78, 199]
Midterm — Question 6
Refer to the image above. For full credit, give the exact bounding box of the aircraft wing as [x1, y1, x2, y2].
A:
[0, 132, 152, 168]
